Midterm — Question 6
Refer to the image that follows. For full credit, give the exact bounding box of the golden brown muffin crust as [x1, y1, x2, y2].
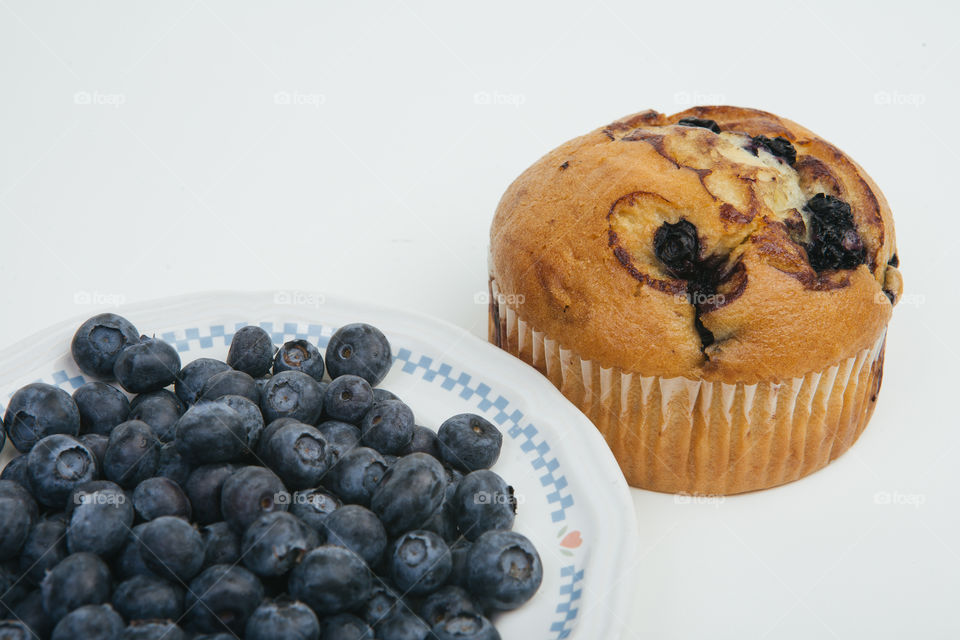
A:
[490, 106, 901, 383]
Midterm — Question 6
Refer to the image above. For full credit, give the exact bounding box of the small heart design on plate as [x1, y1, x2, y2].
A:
[560, 530, 582, 549]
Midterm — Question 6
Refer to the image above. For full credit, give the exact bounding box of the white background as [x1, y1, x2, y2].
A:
[1, 1, 957, 638]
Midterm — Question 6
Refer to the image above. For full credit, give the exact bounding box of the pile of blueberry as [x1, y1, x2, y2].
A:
[0, 314, 542, 640]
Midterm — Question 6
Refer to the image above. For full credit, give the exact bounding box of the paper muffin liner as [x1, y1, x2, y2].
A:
[488, 277, 887, 495]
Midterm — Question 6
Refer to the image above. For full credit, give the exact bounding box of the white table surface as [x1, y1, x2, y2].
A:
[1, 1, 957, 638]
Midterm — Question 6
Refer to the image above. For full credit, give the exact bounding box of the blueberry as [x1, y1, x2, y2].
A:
[114, 523, 153, 580]
[80, 433, 109, 469]
[290, 488, 341, 532]
[749, 134, 797, 166]
[41, 552, 112, 620]
[323, 447, 388, 506]
[421, 501, 459, 544]
[67, 481, 134, 556]
[447, 539, 471, 589]
[132, 476, 191, 521]
[64, 479, 118, 518]
[372, 388, 399, 403]
[804, 193, 867, 271]
[443, 466, 463, 504]
[8, 590, 53, 639]
[420, 585, 480, 627]
[260, 371, 324, 425]
[112, 574, 184, 621]
[323, 375, 374, 424]
[184, 565, 264, 635]
[122, 620, 187, 640]
[227, 326, 275, 378]
[19, 517, 67, 584]
[0, 561, 28, 616]
[432, 613, 500, 640]
[325, 323, 393, 385]
[0, 455, 30, 489]
[676, 117, 720, 133]
[320, 613, 374, 640]
[245, 598, 320, 640]
[155, 442, 192, 488]
[113, 337, 181, 394]
[0, 621, 32, 640]
[174, 403, 247, 465]
[390, 530, 452, 596]
[71, 313, 140, 380]
[175, 358, 232, 406]
[103, 420, 159, 488]
[467, 530, 542, 611]
[371, 453, 447, 536]
[452, 470, 515, 541]
[361, 582, 403, 627]
[289, 546, 372, 616]
[184, 463, 238, 525]
[377, 609, 432, 640]
[256, 376, 273, 400]
[129, 389, 185, 443]
[404, 425, 441, 459]
[241, 511, 317, 577]
[137, 515, 204, 582]
[50, 603, 124, 640]
[220, 466, 289, 533]
[27, 434, 97, 508]
[653, 219, 700, 279]
[360, 399, 414, 455]
[316, 420, 361, 463]
[74, 381, 130, 436]
[255, 417, 303, 457]
[200, 522, 240, 567]
[319, 504, 387, 567]
[200, 369, 260, 404]
[261, 422, 331, 490]
[421, 471, 460, 542]
[273, 339, 325, 382]
[0, 481, 37, 562]
[437, 414, 502, 472]
[4, 383, 81, 453]
[211, 394, 264, 455]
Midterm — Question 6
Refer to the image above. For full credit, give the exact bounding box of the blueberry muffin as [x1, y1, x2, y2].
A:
[489, 106, 901, 494]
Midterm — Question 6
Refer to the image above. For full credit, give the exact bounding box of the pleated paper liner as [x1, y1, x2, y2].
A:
[488, 277, 886, 495]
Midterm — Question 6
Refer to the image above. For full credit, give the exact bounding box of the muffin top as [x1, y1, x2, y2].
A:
[490, 106, 902, 383]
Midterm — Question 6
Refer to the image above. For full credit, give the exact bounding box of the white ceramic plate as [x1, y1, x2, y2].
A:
[0, 292, 637, 640]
